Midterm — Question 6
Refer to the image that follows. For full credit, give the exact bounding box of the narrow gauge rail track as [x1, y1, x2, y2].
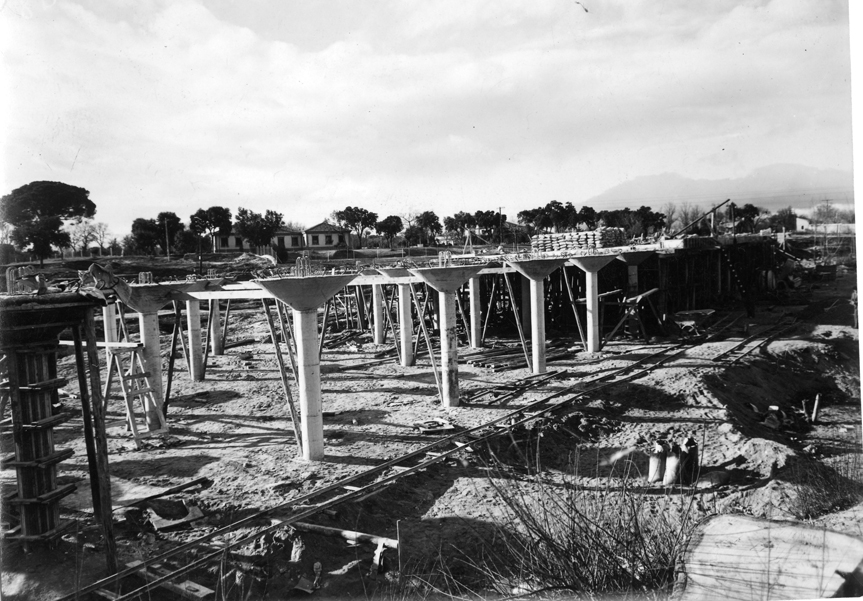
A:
[63, 315, 747, 600]
[710, 318, 797, 363]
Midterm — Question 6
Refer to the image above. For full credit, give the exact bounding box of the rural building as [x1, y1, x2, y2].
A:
[304, 221, 351, 249]
[212, 224, 348, 253]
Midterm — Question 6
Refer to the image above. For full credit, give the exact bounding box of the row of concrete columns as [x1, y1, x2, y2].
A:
[114, 252, 654, 461]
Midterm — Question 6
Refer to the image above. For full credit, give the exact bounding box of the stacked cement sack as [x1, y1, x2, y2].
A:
[530, 227, 627, 252]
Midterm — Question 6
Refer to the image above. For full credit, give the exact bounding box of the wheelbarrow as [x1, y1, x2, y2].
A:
[672, 309, 715, 340]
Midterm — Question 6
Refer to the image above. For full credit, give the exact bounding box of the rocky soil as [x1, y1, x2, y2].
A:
[1, 263, 860, 600]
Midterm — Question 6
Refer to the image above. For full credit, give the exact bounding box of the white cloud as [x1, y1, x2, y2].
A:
[1, 0, 853, 236]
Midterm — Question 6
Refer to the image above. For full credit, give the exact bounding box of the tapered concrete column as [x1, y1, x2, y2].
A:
[102, 303, 118, 365]
[617, 251, 654, 296]
[295, 308, 323, 461]
[372, 284, 384, 345]
[209, 301, 224, 355]
[585, 272, 601, 352]
[398, 284, 414, 367]
[627, 265, 639, 293]
[138, 311, 164, 428]
[253, 272, 359, 463]
[439, 291, 459, 407]
[521, 275, 532, 335]
[568, 255, 617, 354]
[468, 277, 481, 349]
[186, 300, 204, 381]
[530, 280, 545, 373]
[407, 265, 483, 409]
[507, 259, 565, 374]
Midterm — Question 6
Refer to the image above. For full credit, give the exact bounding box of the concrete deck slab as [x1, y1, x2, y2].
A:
[616, 250, 655, 266]
[254, 274, 359, 311]
[374, 267, 412, 278]
[119, 282, 199, 313]
[506, 258, 566, 281]
[566, 254, 618, 273]
[407, 265, 484, 293]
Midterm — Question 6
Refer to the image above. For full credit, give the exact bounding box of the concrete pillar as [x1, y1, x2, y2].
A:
[585, 271, 601, 353]
[439, 290, 459, 407]
[295, 308, 324, 461]
[468, 276, 481, 349]
[372, 284, 384, 345]
[520, 274, 532, 335]
[138, 311, 164, 428]
[398, 284, 414, 367]
[627, 265, 639, 294]
[186, 300, 204, 381]
[209, 301, 224, 355]
[102, 303, 118, 366]
[530, 279, 546, 373]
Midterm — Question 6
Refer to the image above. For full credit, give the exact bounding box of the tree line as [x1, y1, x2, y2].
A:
[0, 180, 854, 264]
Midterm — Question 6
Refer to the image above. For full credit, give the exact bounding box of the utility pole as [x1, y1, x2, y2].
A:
[498, 207, 503, 246]
[165, 219, 171, 259]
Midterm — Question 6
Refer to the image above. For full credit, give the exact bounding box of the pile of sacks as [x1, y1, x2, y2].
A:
[531, 227, 627, 252]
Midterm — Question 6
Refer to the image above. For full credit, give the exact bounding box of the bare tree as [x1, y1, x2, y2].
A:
[93, 222, 111, 255]
[675, 203, 702, 233]
[66, 218, 97, 255]
[660, 202, 678, 233]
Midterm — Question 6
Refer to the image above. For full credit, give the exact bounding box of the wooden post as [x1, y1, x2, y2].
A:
[80, 311, 118, 573]
[503, 273, 532, 370]
[262, 300, 304, 457]
[185, 300, 204, 381]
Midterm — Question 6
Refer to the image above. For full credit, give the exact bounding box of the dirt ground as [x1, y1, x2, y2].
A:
[1, 259, 861, 600]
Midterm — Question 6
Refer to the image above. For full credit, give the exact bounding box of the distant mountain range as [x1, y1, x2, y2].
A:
[584, 164, 854, 214]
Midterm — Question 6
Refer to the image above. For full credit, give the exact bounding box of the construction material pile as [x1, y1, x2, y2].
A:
[530, 227, 628, 252]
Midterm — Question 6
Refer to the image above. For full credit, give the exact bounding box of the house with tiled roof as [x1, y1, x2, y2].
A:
[304, 221, 351, 249]
[214, 226, 305, 253]
[273, 227, 305, 251]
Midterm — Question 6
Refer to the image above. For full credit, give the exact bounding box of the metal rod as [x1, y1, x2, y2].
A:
[503, 273, 532, 371]
[409, 282, 443, 402]
[261, 299, 303, 457]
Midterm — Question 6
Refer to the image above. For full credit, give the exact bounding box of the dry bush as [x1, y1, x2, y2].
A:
[789, 448, 863, 520]
[382, 452, 698, 601]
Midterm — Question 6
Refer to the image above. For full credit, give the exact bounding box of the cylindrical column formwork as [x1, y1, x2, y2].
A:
[398, 284, 414, 367]
[468, 277, 481, 349]
[529, 279, 546, 373]
[372, 284, 384, 345]
[209, 301, 224, 355]
[439, 290, 459, 407]
[294, 308, 324, 461]
[137, 311, 164, 428]
[8, 344, 64, 540]
[186, 300, 204, 381]
[586, 271, 601, 352]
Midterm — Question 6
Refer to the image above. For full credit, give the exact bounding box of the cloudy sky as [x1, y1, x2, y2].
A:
[1, 0, 855, 238]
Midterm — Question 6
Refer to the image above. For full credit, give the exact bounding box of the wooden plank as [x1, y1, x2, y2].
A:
[678, 514, 863, 601]
[125, 561, 214, 600]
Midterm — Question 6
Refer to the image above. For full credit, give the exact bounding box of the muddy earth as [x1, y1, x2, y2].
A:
[1, 260, 860, 600]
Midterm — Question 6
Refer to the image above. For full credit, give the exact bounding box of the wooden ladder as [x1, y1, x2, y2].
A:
[103, 343, 167, 447]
